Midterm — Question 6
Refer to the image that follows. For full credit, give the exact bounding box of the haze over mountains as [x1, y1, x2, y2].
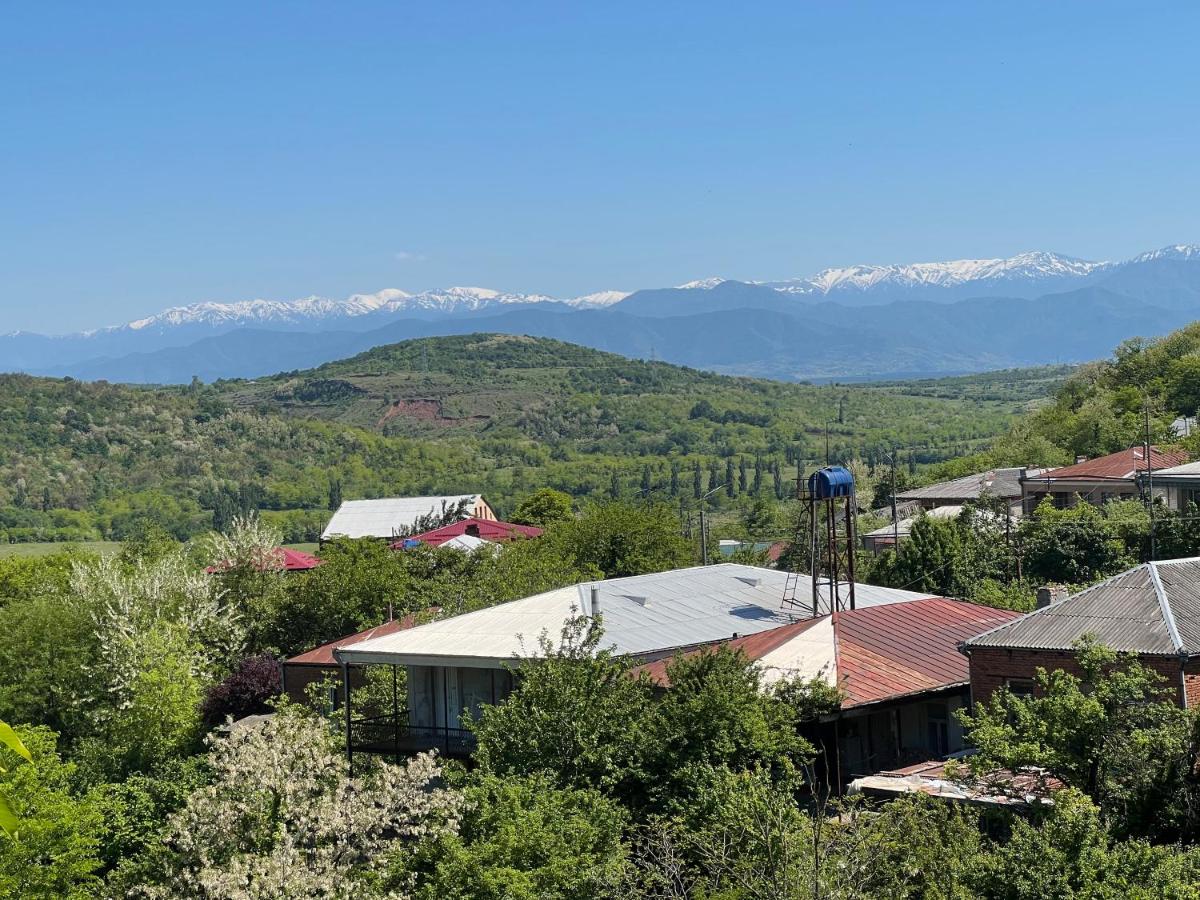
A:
[12, 244, 1200, 384]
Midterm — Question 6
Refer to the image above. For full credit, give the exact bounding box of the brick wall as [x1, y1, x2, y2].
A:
[967, 647, 1200, 709]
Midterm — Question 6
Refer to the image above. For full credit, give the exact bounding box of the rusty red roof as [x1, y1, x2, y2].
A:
[834, 598, 1020, 706]
[632, 597, 1020, 708]
[391, 517, 543, 549]
[285, 615, 422, 666]
[633, 616, 825, 687]
[1032, 446, 1188, 482]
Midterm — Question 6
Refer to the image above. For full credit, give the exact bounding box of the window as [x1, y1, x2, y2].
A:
[1005, 677, 1035, 698]
[925, 703, 949, 757]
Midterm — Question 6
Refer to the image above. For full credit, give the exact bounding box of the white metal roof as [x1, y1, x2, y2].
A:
[1151, 461, 1200, 479]
[321, 495, 482, 540]
[440, 534, 496, 553]
[336, 563, 933, 668]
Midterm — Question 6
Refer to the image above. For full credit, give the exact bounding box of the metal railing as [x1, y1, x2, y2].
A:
[348, 713, 476, 759]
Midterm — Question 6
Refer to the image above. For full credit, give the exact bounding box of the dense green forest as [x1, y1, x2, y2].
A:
[0, 334, 1057, 544]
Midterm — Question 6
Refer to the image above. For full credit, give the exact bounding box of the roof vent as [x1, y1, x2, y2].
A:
[626, 594, 650, 607]
[736, 576, 762, 587]
[1075, 455, 1088, 464]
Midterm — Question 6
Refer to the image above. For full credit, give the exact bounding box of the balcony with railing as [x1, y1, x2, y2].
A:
[347, 713, 476, 762]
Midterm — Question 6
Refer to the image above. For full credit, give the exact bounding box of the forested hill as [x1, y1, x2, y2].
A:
[0, 334, 1053, 544]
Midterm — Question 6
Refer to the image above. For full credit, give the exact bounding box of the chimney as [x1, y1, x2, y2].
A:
[1035, 585, 1069, 609]
[590, 585, 601, 618]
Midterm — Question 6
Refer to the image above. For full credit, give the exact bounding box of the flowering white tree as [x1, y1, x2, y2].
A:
[136, 705, 462, 899]
[75, 549, 243, 706]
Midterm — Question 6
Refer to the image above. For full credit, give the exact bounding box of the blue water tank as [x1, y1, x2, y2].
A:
[808, 465, 855, 499]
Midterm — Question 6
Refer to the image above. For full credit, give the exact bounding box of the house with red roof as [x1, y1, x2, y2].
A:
[281, 615, 423, 706]
[390, 517, 542, 549]
[1020, 445, 1187, 513]
[634, 597, 1022, 782]
[205, 546, 322, 575]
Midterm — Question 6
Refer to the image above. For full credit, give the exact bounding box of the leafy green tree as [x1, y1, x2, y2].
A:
[958, 637, 1200, 840]
[0, 725, 104, 899]
[470, 617, 654, 801]
[1018, 500, 1132, 584]
[877, 514, 966, 597]
[0, 586, 101, 744]
[511, 488, 574, 527]
[411, 774, 629, 900]
[638, 647, 813, 817]
[541, 501, 692, 578]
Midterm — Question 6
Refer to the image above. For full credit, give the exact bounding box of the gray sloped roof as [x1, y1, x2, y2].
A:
[897, 468, 1030, 503]
[964, 558, 1200, 656]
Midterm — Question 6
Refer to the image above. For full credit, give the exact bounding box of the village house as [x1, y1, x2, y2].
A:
[960, 557, 1200, 710]
[897, 467, 1033, 512]
[863, 468, 1039, 554]
[280, 614, 424, 706]
[330, 563, 1017, 781]
[632, 596, 1020, 781]
[205, 545, 322, 574]
[1145, 460, 1200, 512]
[390, 517, 542, 552]
[321, 494, 496, 541]
[1019, 446, 1187, 513]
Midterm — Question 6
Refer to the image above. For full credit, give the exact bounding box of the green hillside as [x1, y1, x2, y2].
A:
[0, 334, 1057, 544]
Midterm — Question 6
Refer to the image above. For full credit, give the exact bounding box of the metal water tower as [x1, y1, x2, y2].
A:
[783, 465, 857, 616]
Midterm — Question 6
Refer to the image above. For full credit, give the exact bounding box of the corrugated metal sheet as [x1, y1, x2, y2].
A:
[834, 598, 1021, 706]
[1153, 462, 1200, 478]
[1031, 447, 1187, 482]
[1153, 558, 1200, 651]
[321, 495, 483, 540]
[337, 564, 933, 667]
[964, 564, 1179, 655]
[897, 468, 1028, 502]
[285, 615, 419, 666]
[632, 597, 1018, 707]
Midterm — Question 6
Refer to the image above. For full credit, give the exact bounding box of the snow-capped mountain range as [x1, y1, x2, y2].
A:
[56, 244, 1199, 336]
[106, 286, 629, 335]
[8, 242, 1200, 385]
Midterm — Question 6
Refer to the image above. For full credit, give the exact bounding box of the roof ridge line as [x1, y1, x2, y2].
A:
[960, 566, 1135, 648]
[1147, 561, 1186, 654]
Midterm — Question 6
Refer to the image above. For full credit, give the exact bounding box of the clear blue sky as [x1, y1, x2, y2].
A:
[3, 2, 1199, 333]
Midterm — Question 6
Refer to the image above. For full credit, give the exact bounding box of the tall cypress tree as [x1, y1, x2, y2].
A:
[725, 460, 735, 498]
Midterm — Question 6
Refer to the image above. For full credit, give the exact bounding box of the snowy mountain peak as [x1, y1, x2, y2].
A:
[765, 251, 1110, 296]
[1130, 244, 1200, 264]
[565, 290, 631, 308]
[675, 277, 727, 290]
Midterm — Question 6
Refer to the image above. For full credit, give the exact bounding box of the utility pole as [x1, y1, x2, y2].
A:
[886, 450, 898, 550]
[699, 483, 724, 566]
[1146, 399, 1157, 561]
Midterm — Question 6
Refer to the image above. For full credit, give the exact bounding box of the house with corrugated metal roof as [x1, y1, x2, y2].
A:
[897, 467, 1036, 511]
[961, 557, 1200, 709]
[321, 495, 496, 541]
[333, 563, 934, 760]
[1019, 446, 1187, 513]
[632, 597, 1021, 781]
